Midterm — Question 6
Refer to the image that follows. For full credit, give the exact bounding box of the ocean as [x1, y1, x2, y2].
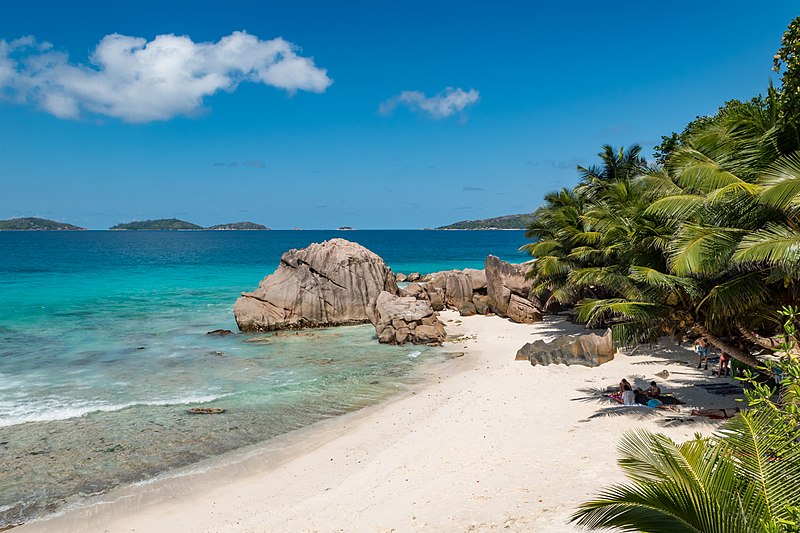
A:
[0, 230, 528, 527]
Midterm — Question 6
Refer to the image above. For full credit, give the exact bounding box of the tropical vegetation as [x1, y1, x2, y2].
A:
[532, 16, 800, 532]
[524, 17, 800, 369]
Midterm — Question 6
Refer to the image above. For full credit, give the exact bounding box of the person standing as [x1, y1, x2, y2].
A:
[694, 337, 710, 370]
[719, 351, 730, 377]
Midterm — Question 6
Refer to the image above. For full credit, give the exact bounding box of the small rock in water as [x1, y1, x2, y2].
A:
[656, 369, 670, 378]
[186, 408, 226, 415]
[206, 329, 234, 336]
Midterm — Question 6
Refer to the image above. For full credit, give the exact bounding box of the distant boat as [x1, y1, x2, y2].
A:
[337, 226, 353, 230]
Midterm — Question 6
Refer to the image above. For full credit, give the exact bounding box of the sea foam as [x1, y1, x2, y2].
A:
[0, 394, 227, 428]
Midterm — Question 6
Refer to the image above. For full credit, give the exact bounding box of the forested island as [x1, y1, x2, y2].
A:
[110, 219, 204, 230]
[109, 219, 269, 230]
[207, 222, 270, 230]
[437, 213, 535, 230]
[0, 217, 85, 230]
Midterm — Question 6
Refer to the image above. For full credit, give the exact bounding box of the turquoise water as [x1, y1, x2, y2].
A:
[0, 230, 528, 526]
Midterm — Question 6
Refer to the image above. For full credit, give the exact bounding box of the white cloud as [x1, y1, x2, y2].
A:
[379, 87, 479, 119]
[0, 31, 332, 122]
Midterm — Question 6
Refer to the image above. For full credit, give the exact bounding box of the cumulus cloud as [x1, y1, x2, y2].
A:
[0, 31, 332, 122]
[379, 87, 479, 119]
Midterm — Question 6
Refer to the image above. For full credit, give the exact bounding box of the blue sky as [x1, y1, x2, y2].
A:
[0, 1, 797, 229]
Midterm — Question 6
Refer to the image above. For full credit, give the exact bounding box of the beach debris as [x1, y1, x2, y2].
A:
[185, 408, 226, 415]
[234, 239, 398, 332]
[516, 329, 614, 367]
[206, 329, 234, 336]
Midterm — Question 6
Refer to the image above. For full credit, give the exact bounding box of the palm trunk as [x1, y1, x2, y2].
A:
[735, 323, 785, 350]
[695, 325, 761, 368]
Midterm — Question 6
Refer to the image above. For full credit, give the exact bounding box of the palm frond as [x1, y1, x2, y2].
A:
[758, 151, 800, 209]
[733, 223, 800, 268]
[668, 225, 747, 277]
[644, 195, 706, 221]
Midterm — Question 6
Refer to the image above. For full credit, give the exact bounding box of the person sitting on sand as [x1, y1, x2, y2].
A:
[620, 379, 636, 406]
[644, 381, 661, 398]
[719, 351, 730, 378]
[694, 337, 710, 370]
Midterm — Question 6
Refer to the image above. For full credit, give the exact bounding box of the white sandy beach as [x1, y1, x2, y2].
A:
[18, 311, 742, 533]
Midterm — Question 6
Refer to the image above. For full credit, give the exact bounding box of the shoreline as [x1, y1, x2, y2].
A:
[16, 312, 740, 532]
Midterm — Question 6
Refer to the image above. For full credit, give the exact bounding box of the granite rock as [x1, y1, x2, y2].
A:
[369, 291, 446, 345]
[234, 239, 397, 332]
[515, 329, 614, 367]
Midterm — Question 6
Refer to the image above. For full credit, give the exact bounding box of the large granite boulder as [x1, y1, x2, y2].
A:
[507, 294, 541, 323]
[515, 329, 614, 367]
[368, 291, 446, 345]
[427, 270, 474, 310]
[485, 255, 541, 323]
[234, 239, 398, 332]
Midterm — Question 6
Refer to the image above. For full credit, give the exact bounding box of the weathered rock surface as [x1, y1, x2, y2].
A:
[426, 286, 445, 311]
[507, 294, 541, 323]
[407, 272, 421, 282]
[485, 255, 541, 323]
[368, 291, 446, 345]
[396, 273, 408, 283]
[463, 268, 487, 291]
[473, 294, 490, 315]
[399, 282, 426, 299]
[515, 329, 614, 367]
[234, 239, 398, 332]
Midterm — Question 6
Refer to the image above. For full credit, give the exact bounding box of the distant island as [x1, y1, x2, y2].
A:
[207, 222, 270, 230]
[437, 213, 535, 230]
[110, 218, 204, 230]
[109, 219, 271, 230]
[337, 226, 353, 230]
[0, 217, 85, 231]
